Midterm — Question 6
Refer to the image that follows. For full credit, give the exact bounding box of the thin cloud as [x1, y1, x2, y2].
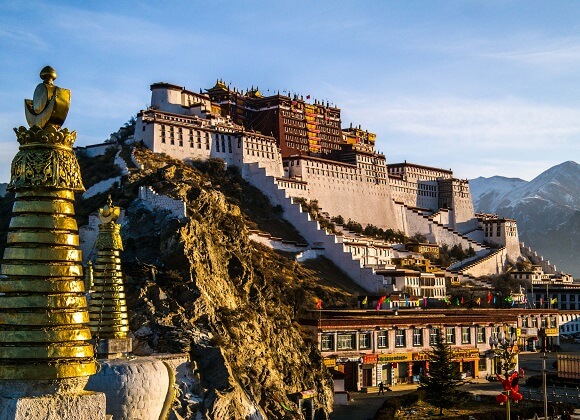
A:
[0, 28, 47, 50]
[342, 95, 580, 148]
[479, 36, 580, 66]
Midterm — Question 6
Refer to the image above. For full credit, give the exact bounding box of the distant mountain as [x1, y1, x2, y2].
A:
[470, 161, 580, 278]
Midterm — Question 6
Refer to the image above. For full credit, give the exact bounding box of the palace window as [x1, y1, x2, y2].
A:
[359, 333, 371, 350]
[395, 329, 406, 347]
[430, 328, 441, 346]
[478, 358, 487, 373]
[531, 317, 538, 328]
[541, 317, 547, 328]
[337, 333, 356, 351]
[550, 316, 557, 328]
[446, 327, 456, 344]
[321, 334, 334, 351]
[476, 326, 486, 343]
[461, 327, 471, 344]
[377, 331, 388, 349]
[412, 328, 423, 347]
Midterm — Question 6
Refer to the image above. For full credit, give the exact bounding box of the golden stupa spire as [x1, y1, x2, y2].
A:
[0, 67, 96, 385]
[89, 195, 131, 357]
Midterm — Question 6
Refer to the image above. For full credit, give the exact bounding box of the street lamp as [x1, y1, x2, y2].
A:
[490, 330, 522, 420]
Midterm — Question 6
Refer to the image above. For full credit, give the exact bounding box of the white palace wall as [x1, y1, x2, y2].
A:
[285, 157, 402, 231]
[135, 110, 282, 178]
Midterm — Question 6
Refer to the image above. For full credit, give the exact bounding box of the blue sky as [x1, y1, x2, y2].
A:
[0, 1, 579, 182]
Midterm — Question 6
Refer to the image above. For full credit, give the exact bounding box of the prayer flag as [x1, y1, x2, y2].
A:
[487, 292, 492, 304]
[551, 297, 557, 305]
[316, 298, 322, 310]
[361, 296, 368, 305]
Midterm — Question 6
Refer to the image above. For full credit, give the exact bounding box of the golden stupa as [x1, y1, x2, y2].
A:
[88, 196, 130, 345]
[0, 67, 96, 384]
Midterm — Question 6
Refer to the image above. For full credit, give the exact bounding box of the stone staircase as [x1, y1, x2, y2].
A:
[520, 242, 559, 274]
[243, 162, 509, 291]
[398, 201, 488, 252]
[446, 246, 507, 289]
[242, 162, 391, 292]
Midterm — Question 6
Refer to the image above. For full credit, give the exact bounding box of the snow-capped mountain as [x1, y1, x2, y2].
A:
[470, 161, 580, 278]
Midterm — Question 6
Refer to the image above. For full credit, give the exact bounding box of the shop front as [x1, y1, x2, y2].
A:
[378, 353, 413, 385]
[542, 328, 559, 350]
[519, 328, 539, 351]
[333, 356, 362, 391]
[452, 348, 480, 378]
[361, 354, 378, 387]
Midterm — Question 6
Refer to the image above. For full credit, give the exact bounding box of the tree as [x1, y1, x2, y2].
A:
[419, 330, 466, 415]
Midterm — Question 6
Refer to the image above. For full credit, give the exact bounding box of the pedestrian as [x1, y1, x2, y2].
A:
[378, 381, 384, 395]
[519, 367, 525, 378]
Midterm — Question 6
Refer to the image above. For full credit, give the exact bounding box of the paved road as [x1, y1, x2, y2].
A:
[330, 389, 414, 420]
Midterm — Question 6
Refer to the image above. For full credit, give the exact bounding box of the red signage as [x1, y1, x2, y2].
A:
[363, 354, 378, 364]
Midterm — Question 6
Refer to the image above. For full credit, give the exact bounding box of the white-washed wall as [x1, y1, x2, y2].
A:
[462, 247, 508, 277]
[285, 158, 402, 231]
[138, 186, 186, 219]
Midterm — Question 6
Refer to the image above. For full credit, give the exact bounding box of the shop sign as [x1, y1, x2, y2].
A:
[413, 352, 430, 361]
[378, 353, 412, 363]
[363, 354, 378, 364]
[520, 328, 538, 336]
[323, 358, 336, 368]
[452, 348, 480, 360]
[544, 328, 559, 337]
[336, 357, 361, 363]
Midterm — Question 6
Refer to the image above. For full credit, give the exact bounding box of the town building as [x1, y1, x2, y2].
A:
[301, 308, 559, 392]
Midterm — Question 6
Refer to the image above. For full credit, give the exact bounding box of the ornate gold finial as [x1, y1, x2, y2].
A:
[98, 195, 121, 225]
[94, 197, 123, 251]
[24, 66, 71, 129]
[9, 67, 83, 192]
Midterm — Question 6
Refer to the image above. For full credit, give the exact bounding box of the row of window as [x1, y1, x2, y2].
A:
[321, 327, 487, 352]
[521, 315, 557, 328]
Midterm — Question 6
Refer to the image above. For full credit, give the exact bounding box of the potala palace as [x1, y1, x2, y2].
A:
[84, 79, 572, 299]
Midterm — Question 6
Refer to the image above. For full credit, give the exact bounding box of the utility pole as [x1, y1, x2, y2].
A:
[542, 336, 548, 420]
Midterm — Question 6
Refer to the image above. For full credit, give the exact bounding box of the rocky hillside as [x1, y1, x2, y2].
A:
[0, 143, 365, 419]
[470, 161, 580, 277]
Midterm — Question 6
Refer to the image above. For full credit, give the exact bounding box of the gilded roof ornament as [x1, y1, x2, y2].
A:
[95, 196, 123, 251]
[99, 195, 121, 224]
[8, 67, 83, 192]
[24, 66, 71, 129]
